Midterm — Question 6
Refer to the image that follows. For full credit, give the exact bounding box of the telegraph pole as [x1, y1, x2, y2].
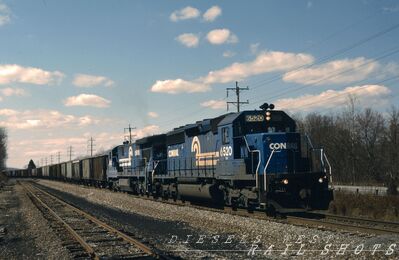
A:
[45, 157, 48, 166]
[124, 124, 136, 144]
[50, 155, 53, 165]
[226, 81, 249, 112]
[67, 146, 73, 161]
[57, 152, 61, 163]
[87, 137, 95, 156]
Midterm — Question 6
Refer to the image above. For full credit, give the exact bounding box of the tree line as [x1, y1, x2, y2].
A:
[0, 128, 6, 171]
[294, 102, 399, 194]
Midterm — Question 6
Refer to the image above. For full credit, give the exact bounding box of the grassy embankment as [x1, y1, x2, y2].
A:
[329, 191, 399, 221]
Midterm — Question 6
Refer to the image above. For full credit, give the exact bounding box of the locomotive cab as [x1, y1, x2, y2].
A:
[241, 110, 331, 211]
[217, 109, 332, 212]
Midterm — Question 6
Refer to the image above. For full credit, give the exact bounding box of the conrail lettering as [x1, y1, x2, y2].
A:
[168, 149, 179, 157]
[269, 143, 298, 150]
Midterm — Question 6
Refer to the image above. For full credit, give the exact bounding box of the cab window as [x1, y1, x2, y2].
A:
[222, 127, 230, 144]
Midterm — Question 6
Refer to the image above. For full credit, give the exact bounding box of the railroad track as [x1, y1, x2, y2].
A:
[293, 213, 399, 235]
[32, 180, 399, 237]
[20, 181, 169, 259]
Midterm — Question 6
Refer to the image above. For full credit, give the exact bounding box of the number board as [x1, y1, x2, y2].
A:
[245, 114, 265, 122]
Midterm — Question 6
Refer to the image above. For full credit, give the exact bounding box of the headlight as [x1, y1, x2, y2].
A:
[318, 177, 324, 183]
[266, 116, 271, 121]
[282, 179, 289, 185]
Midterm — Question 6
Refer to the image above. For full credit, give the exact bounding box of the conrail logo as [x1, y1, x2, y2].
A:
[269, 142, 298, 150]
[191, 136, 219, 166]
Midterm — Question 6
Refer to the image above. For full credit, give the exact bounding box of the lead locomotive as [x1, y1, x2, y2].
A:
[108, 104, 333, 214]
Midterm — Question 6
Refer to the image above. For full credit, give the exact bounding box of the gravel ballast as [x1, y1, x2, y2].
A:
[38, 179, 399, 259]
[0, 180, 71, 259]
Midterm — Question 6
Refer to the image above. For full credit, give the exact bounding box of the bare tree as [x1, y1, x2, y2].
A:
[355, 108, 385, 182]
[384, 106, 399, 194]
[0, 128, 7, 170]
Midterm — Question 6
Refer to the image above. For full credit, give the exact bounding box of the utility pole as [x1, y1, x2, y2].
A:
[226, 81, 249, 112]
[50, 155, 53, 165]
[57, 152, 61, 163]
[87, 137, 95, 156]
[45, 157, 48, 166]
[124, 124, 136, 144]
[67, 146, 73, 161]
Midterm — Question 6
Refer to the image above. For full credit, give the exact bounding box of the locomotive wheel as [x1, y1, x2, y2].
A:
[231, 198, 238, 211]
[266, 205, 276, 217]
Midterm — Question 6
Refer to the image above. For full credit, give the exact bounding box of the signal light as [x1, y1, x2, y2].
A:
[260, 103, 275, 111]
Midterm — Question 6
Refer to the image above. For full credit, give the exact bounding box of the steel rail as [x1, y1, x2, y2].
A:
[21, 182, 99, 259]
[286, 215, 399, 236]
[21, 182, 155, 258]
[34, 180, 399, 237]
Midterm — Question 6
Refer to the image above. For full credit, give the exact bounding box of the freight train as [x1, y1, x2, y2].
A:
[4, 104, 333, 214]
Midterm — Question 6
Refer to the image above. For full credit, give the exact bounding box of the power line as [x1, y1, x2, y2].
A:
[87, 137, 95, 157]
[250, 45, 399, 107]
[67, 146, 73, 161]
[124, 124, 136, 144]
[247, 20, 399, 92]
[57, 151, 61, 163]
[153, 20, 399, 131]
[290, 75, 399, 112]
[226, 81, 249, 112]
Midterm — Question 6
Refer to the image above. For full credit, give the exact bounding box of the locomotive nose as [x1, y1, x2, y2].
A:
[299, 188, 311, 199]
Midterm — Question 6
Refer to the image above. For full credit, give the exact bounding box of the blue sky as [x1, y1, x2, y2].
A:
[1, 0, 399, 167]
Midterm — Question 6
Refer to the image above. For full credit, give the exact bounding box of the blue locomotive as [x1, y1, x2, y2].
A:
[108, 104, 333, 214]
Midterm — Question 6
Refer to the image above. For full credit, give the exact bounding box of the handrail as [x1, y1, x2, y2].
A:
[323, 153, 333, 188]
[263, 149, 276, 192]
[151, 160, 160, 184]
[243, 136, 262, 191]
[305, 134, 314, 149]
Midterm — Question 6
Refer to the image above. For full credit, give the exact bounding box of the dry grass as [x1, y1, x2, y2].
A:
[0, 172, 7, 189]
[329, 191, 399, 221]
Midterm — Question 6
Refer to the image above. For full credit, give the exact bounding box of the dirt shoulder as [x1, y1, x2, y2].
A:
[0, 179, 71, 260]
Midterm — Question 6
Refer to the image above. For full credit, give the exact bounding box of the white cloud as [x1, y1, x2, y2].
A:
[148, 111, 159, 118]
[0, 64, 64, 85]
[64, 94, 111, 108]
[223, 50, 236, 58]
[250, 43, 260, 55]
[133, 125, 160, 139]
[206, 29, 238, 45]
[73, 74, 114, 87]
[275, 85, 391, 112]
[202, 50, 314, 84]
[200, 100, 226, 110]
[0, 109, 101, 129]
[149, 50, 314, 94]
[382, 5, 399, 12]
[0, 2, 11, 26]
[0, 108, 18, 116]
[0, 87, 28, 97]
[203, 6, 222, 22]
[150, 79, 210, 94]
[282, 57, 380, 85]
[175, 33, 199, 48]
[170, 6, 200, 22]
